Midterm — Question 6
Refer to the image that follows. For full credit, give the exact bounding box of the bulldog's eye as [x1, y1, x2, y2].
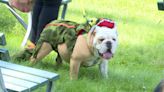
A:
[112, 38, 116, 41]
[99, 38, 104, 42]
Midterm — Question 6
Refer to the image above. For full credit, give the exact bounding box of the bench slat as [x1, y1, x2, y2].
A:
[3, 75, 37, 88]
[4, 82, 28, 92]
[0, 60, 59, 80]
[1, 68, 48, 84]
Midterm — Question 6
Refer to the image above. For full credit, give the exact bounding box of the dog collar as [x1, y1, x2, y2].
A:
[77, 29, 86, 36]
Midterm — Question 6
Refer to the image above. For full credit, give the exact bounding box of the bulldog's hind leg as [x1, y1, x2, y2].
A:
[30, 42, 53, 63]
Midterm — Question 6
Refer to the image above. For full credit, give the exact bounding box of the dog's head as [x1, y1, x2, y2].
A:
[89, 18, 118, 60]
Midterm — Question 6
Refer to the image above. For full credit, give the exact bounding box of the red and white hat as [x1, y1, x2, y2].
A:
[97, 19, 115, 29]
[90, 19, 116, 33]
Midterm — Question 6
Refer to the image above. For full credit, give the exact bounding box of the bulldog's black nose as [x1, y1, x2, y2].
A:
[106, 41, 112, 49]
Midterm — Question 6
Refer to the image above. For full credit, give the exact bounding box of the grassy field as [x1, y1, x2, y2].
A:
[0, 0, 164, 92]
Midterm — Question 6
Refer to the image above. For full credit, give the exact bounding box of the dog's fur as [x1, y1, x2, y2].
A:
[30, 19, 118, 80]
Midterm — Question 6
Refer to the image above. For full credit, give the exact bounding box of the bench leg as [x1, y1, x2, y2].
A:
[46, 81, 55, 92]
[61, 4, 68, 19]
[0, 48, 10, 61]
[0, 69, 8, 92]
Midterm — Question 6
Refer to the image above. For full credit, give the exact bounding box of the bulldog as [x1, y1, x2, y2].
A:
[30, 18, 118, 80]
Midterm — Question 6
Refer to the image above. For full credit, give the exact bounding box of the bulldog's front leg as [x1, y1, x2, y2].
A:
[99, 60, 109, 78]
[70, 58, 81, 80]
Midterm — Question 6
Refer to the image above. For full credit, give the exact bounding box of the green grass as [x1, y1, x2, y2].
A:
[0, 0, 164, 92]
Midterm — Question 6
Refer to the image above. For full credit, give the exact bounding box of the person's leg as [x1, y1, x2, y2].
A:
[35, 0, 61, 44]
[30, 0, 43, 44]
[154, 80, 164, 92]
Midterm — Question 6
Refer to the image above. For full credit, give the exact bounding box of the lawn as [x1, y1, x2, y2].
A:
[0, 0, 164, 92]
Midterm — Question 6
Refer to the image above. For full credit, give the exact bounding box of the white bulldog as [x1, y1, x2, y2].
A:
[30, 18, 118, 80]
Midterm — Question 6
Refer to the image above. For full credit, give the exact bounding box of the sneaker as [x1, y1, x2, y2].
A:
[25, 40, 36, 50]
[12, 41, 35, 60]
[13, 49, 34, 60]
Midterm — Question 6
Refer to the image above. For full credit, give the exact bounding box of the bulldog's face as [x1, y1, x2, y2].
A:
[93, 26, 118, 60]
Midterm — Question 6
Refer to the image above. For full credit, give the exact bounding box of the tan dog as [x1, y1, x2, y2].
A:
[30, 19, 118, 80]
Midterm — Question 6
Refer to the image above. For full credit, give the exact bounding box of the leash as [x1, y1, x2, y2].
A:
[79, 0, 88, 21]
[21, 12, 32, 47]
[79, 0, 98, 27]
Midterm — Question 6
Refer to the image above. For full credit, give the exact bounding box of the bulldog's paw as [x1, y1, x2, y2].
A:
[29, 56, 37, 64]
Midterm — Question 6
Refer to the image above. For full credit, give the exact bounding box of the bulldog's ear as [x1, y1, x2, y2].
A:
[95, 26, 102, 32]
[92, 31, 96, 36]
[88, 26, 96, 45]
[90, 25, 96, 34]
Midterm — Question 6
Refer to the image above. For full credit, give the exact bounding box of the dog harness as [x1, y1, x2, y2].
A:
[33, 20, 91, 58]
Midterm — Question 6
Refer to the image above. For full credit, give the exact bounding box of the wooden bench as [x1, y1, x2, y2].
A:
[0, 60, 59, 92]
[0, 33, 10, 61]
